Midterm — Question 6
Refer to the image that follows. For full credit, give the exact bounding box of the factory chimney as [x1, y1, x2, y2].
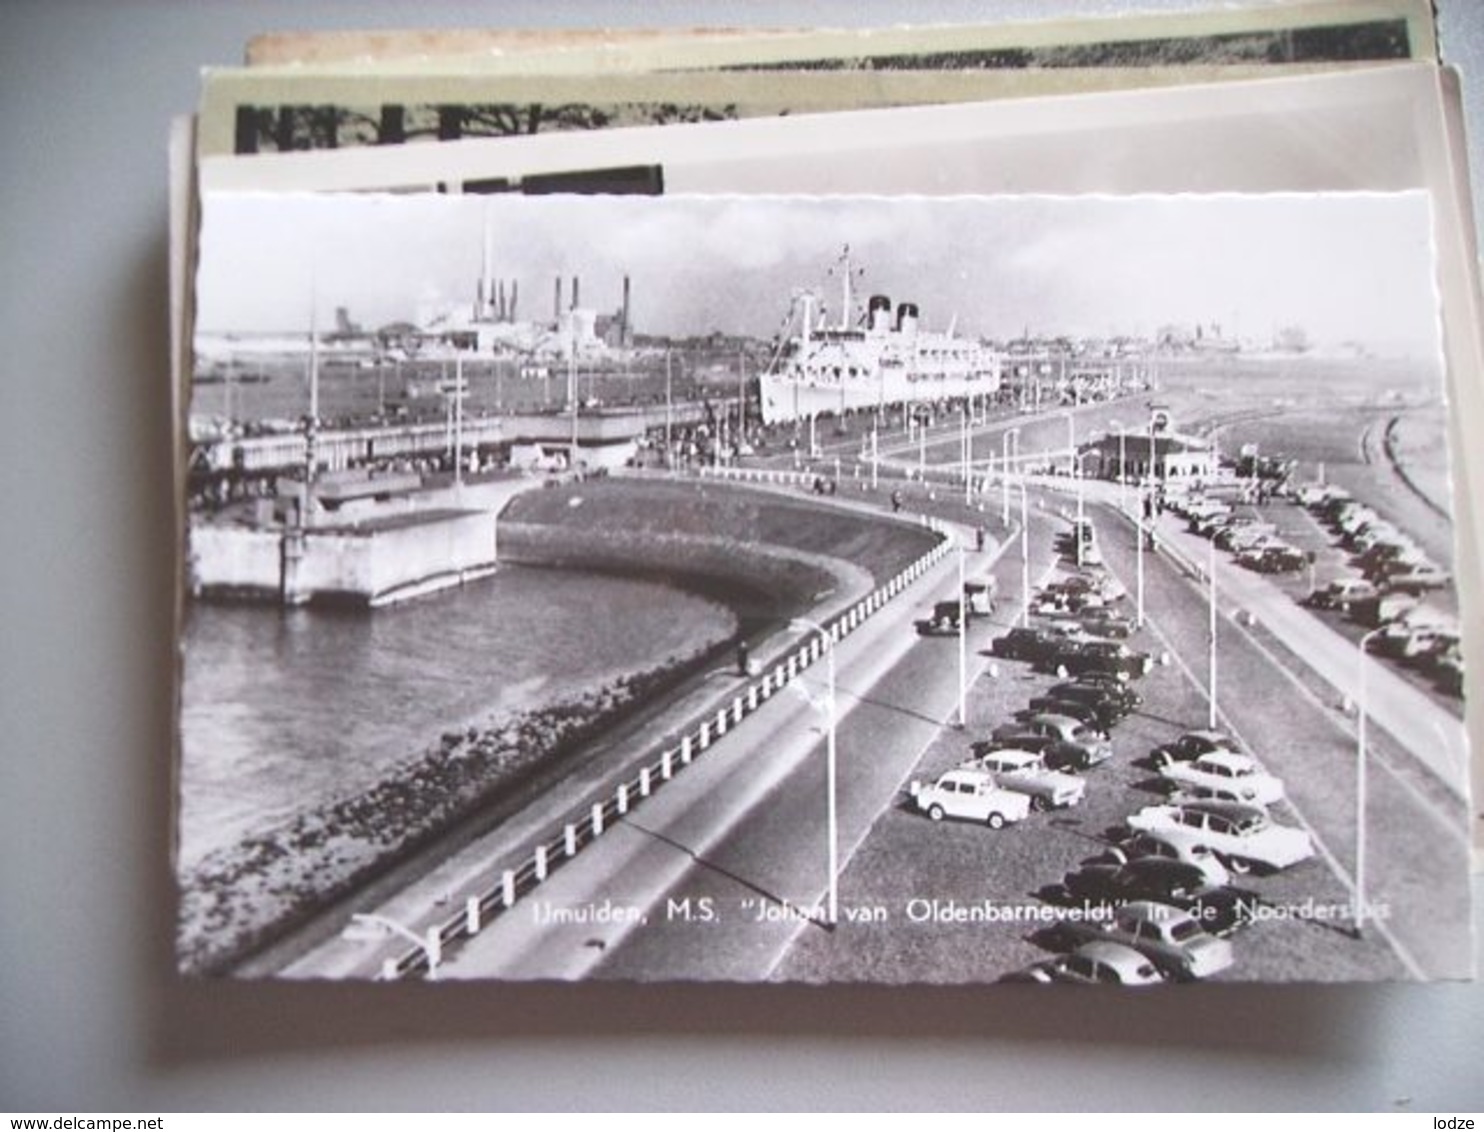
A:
[480, 212, 494, 319]
[572, 275, 580, 309]
[554, 277, 563, 321]
[509, 279, 518, 322]
[622, 275, 631, 344]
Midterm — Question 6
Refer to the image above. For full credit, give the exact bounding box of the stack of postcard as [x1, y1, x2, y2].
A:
[173, 0, 1480, 987]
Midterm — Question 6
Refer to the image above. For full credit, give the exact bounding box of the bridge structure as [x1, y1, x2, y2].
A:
[187, 401, 713, 487]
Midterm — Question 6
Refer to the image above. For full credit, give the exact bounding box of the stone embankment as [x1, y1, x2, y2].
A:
[178, 476, 938, 974]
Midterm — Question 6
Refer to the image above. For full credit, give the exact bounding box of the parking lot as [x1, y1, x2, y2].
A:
[774, 511, 1431, 984]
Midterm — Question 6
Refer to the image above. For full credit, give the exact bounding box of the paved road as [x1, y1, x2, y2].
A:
[290, 468, 1472, 983]
[1088, 494, 1472, 978]
[438, 523, 1028, 980]
[1148, 504, 1468, 792]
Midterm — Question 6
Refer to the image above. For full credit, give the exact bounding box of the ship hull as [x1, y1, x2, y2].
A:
[759, 367, 999, 425]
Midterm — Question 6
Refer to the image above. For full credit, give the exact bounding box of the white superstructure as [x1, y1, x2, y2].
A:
[759, 247, 1000, 424]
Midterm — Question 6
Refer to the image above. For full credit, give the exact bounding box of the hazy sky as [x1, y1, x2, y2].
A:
[196, 191, 1443, 355]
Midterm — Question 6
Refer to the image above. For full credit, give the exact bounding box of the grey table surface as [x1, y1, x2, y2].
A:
[1, 0, 1481, 1113]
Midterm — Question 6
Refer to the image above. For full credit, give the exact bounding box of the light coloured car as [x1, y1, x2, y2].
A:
[1003, 941, 1165, 986]
[968, 748, 1086, 811]
[1127, 800, 1315, 874]
[1161, 751, 1285, 806]
[1054, 901, 1235, 981]
[913, 767, 1032, 829]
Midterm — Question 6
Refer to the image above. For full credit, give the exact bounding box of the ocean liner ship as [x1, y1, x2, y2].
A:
[758, 248, 1001, 425]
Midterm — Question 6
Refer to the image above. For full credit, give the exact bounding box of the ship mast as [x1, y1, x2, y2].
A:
[839, 244, 852, 332]
[303, 289, 319, 517]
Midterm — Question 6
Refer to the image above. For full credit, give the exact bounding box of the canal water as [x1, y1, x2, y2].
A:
[178, 565, 737, 869]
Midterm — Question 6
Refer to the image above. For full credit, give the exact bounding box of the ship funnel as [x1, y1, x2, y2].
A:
[868, 294, 892, 332]
[896, 301, 920, 335]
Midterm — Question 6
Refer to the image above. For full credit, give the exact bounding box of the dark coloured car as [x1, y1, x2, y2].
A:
[1431, 651, 1465, 697]
[1237, 544, 1307, 574]
[1068, 672, 1139, 695]
[1149, 730, 1240, 769]
[990, 627, 1058, 661]
[1059, 858, 1258, 936]
[989, 714, 1113, 770]
[1051, 680, 1141, 713]
[917, 600, 964, 636]
[1043, 640, 1153, 680]
[1305, 577, 1379, 612]
[1074, 614, 1134, 640]
[1022, 694, 1124, 732]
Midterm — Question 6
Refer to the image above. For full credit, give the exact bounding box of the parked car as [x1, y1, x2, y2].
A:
[1386, 564, 1451, 596]
[1214, 521, 1277, 552]
[1045, 900, 1235, 981]
[1043, 640, 1153, 681]
[1048, 680, 1141, 715]
[991, 733, 1109, 773]
[1020, 694, 1124, 732]
[1059, 858, 1257, 936]
[1126, 800, 1315, 874]
[996, 713, 1113, 770]
[1001, 941, 1165, 986]
[1431, 649, 1465, 697]
[1050, 676, 1139, 703]
[1238, 544, 1308, 574]
[1350, 590, 1421, 629]
[1066, 672, 1141, 696]
[990, 627, 1058, 662]
[1069, 612, 1134, 640]
[912, 767, 1032, 828]
[1021, 711, 1107, 742]
[1088, 830, 1232, 888]
[1306, 577, 1379, 612]
[1148, 730, 1241, 769]
[1167, 785, 1272, 810]
[1160, 751, 1285, 806]
[968, 748, 1086, 810]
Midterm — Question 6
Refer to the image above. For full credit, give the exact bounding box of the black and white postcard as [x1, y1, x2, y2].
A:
[180, 191, 1471, 983]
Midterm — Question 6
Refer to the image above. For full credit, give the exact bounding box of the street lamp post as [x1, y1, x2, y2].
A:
[1136, 485, 1146, 628]
[962, 405, 972, 505]
[664, 349, 673, 464]
[790, 617, 839, 926]
[347, 913, 443, 981]
[957, 542, 968, 729]
[1207, 535, 1218, 729]
[1019, 478, 1031, 628]
[1001, 427, 1020, 526]
[1109, 419, 1128, 512]
[1063, 409, 1083, 530]
[1355, 626, 1386, 937]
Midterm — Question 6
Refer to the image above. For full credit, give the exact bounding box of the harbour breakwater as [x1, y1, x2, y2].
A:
[179, 478, 938, 975]
[177, 651, 722, 976]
